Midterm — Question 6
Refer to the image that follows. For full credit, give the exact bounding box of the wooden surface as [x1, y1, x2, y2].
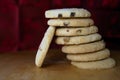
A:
[0, 49, 120, 80]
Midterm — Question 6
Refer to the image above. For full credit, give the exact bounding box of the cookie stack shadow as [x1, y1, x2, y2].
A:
[45, 8, 116, 69]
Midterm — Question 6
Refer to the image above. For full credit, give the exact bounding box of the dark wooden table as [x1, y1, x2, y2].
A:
[0, 49, 120, 80]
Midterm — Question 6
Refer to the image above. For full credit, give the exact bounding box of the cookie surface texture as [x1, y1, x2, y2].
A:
[45, 8, 91, 18]
[35, 26, 55, 67]
[48, 19, 94, 27]
[67, 49, 110, 61]
[56, 33, 101, 45]
[62, 40, 105, 54]
[71, 58, 116, 69]
[55, 26, 98, 36]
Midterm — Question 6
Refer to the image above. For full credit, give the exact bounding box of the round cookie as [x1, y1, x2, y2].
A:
[55, 26, 98, 36]
[56, 33, 101, 45]
[48, 19, 94, 27]
[62, 40, 105, 54]
[71, 58, 116, 69]
[45, 8, 91, 18]
[67, 49, 110, 61]
[35, 26, 55, 67]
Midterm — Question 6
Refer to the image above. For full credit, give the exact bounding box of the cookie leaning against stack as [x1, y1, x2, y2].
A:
[35, 26, 55, 67]
[45, 8, 116, 69]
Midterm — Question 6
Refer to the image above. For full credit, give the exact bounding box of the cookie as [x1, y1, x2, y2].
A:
[35, 26, 55, 67]
[55, 26, 98, 36]
[45, 8, 91, 18]
[56, 33, 101, 45]
[48, 19, 94, 27]
[62, 40, 105, 54]
[71, 58, 116, 69]
[67, 49, 110, 61]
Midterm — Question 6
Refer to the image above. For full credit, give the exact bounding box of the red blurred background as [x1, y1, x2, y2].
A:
[0, 0, 120, 53]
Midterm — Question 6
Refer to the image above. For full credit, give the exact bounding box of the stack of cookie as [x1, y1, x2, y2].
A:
[45, 8, 116, 69]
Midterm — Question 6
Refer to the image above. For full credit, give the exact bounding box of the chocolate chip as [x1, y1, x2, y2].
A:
[58, 14, 62, 18]
[66, 29, 69, 32]
[76, 29, 82, 34]
[63, 22, 70, 26]
[63, 37, 70, 42]
[70, 12, 75, 17]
